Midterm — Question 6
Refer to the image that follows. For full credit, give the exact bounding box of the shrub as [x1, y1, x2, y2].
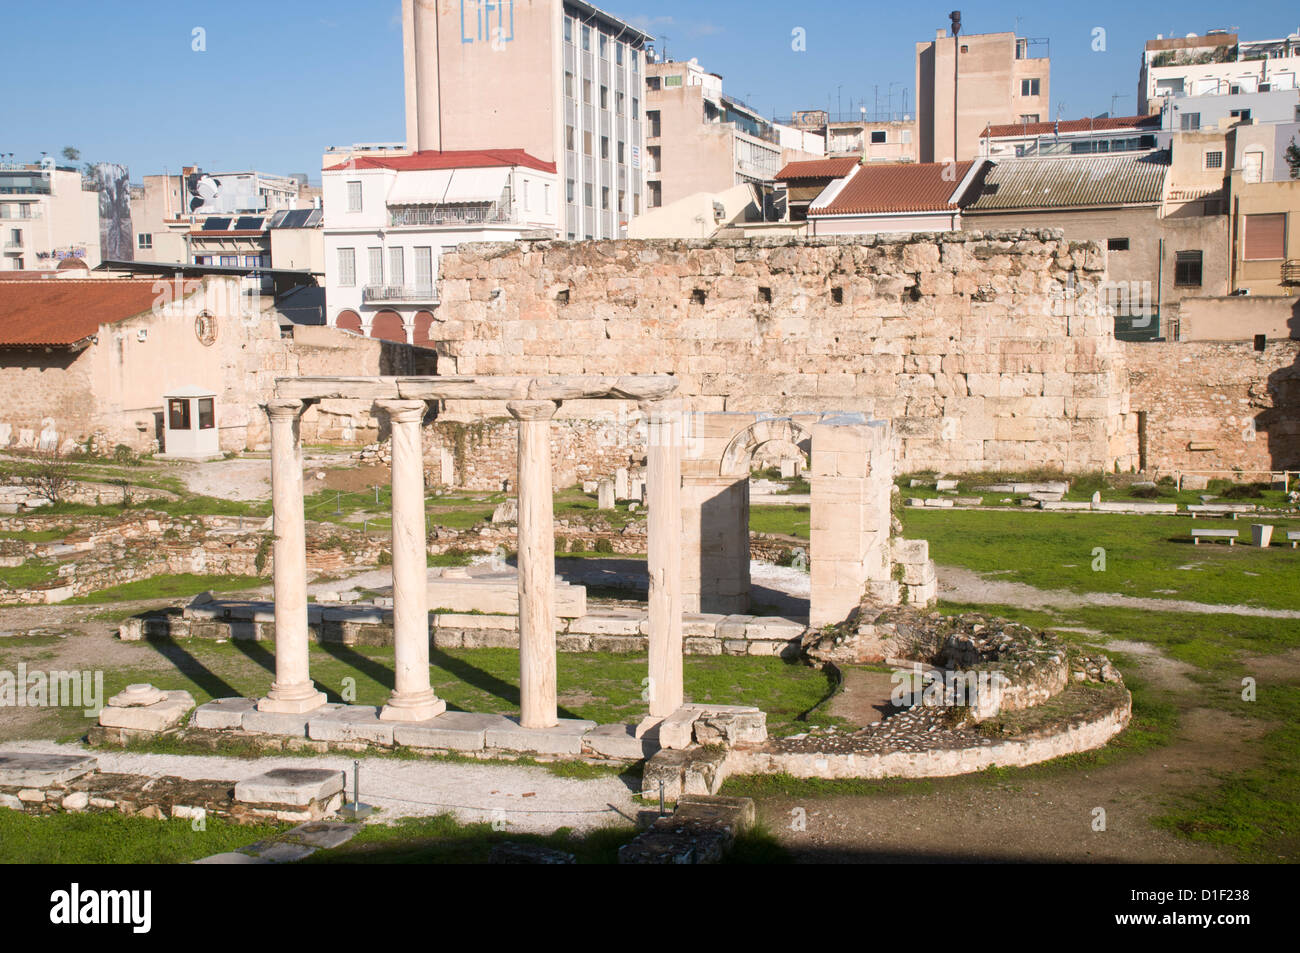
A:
[594, 538, 614, 554]
[1223, 482, 1266, 500]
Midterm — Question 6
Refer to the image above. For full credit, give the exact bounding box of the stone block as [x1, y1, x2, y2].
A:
[307, 706, 395, 745]
[392, 711, 514, 751]
[568, 610, 643, 636]
[583, 722, 660, 760]
[692, 710, 768, 746]
[98, 691, 195, 732]
[193, 852, 272, 865]
[715, 615, 754, 639]
[61, 792, 90, 811]
[234, 768, 344, 807]
[682, 746, 730, 797]
[192, 696, 258, 730]
[485, 717, 599, 755]
[286, 821, 361, 850]
[0, 752, 97, 787]
[658, 708, 698, 750]
[684, 637, 722, 656]
[243, 703, 343, 738]
[641, 748, 689, 802]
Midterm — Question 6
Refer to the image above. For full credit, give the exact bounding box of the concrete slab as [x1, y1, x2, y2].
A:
[243, 703, 342, 737]
[0, 752, 97, 787]
[584, 723, 660, 760]
[98, 691, 195, 732]
[246, 842, 319, 863]
[235, 768, 344, 807]
[192, 852, 271, 865]
[307, 706, 395, 745]
[192, 697, 258, 730]
[486, 718, 599, 755]
[392, 710, 513, 751]
[286, 821, 361, 850]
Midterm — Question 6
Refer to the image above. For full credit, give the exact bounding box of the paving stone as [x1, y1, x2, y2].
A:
[715, 615, 754, 639]
[392, 710, 512, 751]
[243, 703, 343, 738]
[307, 705, 395, 745]
[583, 722, 660, 760]
[192, 697, 258, 730]
[286, 821, 361, 850]
[235, 768, 344, 807]
[0, 751, 98, 787]
[486, 717, 599, 755]
[61, 792, 89, 811]
[247, 842, 319, 863]
[98, 691, 195, 732]
[192, 852, 272, 865]
[0, 793, 23, 811]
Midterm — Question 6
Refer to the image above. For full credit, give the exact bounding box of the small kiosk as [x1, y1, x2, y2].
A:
[162, 387, 220, 459]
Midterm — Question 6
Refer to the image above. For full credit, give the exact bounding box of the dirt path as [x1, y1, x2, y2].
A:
[938, 565, 1300, 619]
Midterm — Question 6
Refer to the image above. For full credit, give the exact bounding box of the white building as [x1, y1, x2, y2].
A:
[1140, 29, 1300, 114]
[322, 149, 559, 346]
[0, 162, 101, 270]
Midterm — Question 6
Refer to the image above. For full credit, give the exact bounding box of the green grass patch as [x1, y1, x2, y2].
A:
[750, 504, 810, 539]
[0, 810, 284, 864]
[0, 558, 61, 589]
[63, 574, 266, 605]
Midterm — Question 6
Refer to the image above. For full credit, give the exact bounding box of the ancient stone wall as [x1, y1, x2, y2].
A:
[430, 232, 1140, 477]
[1124, 339, 1300, 475]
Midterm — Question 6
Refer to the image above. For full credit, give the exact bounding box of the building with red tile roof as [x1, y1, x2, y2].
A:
[807, 161, 986, 235]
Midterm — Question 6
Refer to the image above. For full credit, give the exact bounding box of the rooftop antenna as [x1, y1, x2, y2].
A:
[1110, 92, 1130, 115]
[661, 33, 670, 62]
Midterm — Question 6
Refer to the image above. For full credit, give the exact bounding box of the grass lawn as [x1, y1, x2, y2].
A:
[750, 504, 810, 539]
[0, 558, 61, 590]
[63, 574, 266, 605]
[0, 810, 284, 864]
[900, 508, 1300, 610]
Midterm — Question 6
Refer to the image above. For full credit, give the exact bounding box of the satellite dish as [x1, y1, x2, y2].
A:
[39, 157, 55, 171]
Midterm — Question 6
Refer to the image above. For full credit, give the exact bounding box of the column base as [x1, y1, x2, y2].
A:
[257, 685, 327, 714]
[379, 692, 447, 723]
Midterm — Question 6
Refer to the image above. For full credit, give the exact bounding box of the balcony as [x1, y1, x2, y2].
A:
[0, 206, 40, 220]
[1282, 260, 1300, 286]
[389, 204, 513, 227]
[3, 240, 22, 251]
[362, 284, 438, 304]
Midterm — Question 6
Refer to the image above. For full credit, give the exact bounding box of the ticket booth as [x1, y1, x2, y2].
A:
[162, 387, 220, 458]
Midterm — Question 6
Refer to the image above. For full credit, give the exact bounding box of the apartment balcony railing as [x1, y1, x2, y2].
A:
[0, 207, 40, 220]
[1282, 260, 1300, 286]
[389, 204, 513, 227]
[362, 284, 438, 304]
[3, 241, 22, 251]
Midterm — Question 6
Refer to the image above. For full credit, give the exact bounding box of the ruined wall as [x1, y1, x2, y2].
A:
[1125, 339, 1300, 475]
[431, 232, 1139, 476]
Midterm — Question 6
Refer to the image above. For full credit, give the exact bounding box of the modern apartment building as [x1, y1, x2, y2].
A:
[401, 0, 650, 239]
[790, 110, 916, 163]
[322, 148, 558, 345]
[0, 162, 101, 270]
[916, 29, 1050, 162]
[643, 58, 823, 209]
[978, 115, 1161, 159]
[132, 167, 312, 265]
[1139, 29, 1300, 115]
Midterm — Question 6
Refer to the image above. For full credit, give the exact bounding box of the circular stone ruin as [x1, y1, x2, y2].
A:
[727, 607, 1130, 780]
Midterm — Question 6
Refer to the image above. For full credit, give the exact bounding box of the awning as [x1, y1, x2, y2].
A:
[385, 167, 511, 206]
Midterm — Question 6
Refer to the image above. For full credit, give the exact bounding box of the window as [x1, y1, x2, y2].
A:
[244, 255, 263, 268]
[584, 184, 593, 207]
[601, 86, 608, 109]
[649, 110, 662, 138]
[665, 75, 683, 87]
[543, 183, 551, 213]
[1107, 238, 1130, 251]
[564, 71, 573, 98]
[197, 398, 215, 431]
[389, 247, 404, 287]
[601, 136, 609, 159]
[566, 179, 575, 204]
[566, 125, 575, 151]
[901, 129, 912, 143]
[1243, 213, 1287, 260]
[616, 42, 623, 65]
[1019, 114, 1040, 123]
[347, 181, 362, 212]
[632, 97, 639, 119]
[1180, 112, 1200, 131]
[616, 92, 625, 115]
[168, 399, 191, 432]
[583, 79, 591, 104]
[618, 189, 626, 213]
[368, 247, 383, 285]
[617, 141, 625, 163]
[1174, 250, 1203, 287]
[414, 247, 433, 292]
[220, 255, 237, 267]
[647, 76, 661, 91]
[583, 130, 593, 156]
[582, 24, 590, 51]
[1020, 78, 1040, 96]
[870, 130, 887, 144]
[338, 247, 356, 287]
[564, 17, 572, 43]
[137, 233, 152, 249]
[599, 33, 607, 57]
[1230, 108, 1252, 122]
[1201, 150, 1225, 170]
[648, 182, 661, 208]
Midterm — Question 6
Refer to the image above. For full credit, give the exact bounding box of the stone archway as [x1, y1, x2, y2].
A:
[719, 416, 813, 478]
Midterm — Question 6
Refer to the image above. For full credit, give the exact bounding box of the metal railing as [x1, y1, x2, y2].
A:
[3, 241, 22, 250]
[0, 207, 40, 220]
[389, 204, 513, 227]
[362, 284, 438, 304]
[1282, 260, 1300, 286]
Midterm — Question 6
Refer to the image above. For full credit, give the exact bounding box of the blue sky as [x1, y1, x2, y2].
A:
[1, 1, 1293, 182]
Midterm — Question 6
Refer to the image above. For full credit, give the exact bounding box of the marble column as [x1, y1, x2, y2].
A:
[259, 399, 326, 714]
[376, 399, 445, 722]
[507, 399, 559, 730]
[643, 400, 684, 717]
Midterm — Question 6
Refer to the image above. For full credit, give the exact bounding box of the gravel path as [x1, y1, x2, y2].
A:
[5, 740, 639, 835]
[938, 565, 1300, 619]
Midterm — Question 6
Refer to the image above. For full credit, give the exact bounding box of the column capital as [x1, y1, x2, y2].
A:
[638, 398, 682, 422]
[507, 399, 559, 422]
[374, 398, 429, 424]
[265, 398, 306, 421]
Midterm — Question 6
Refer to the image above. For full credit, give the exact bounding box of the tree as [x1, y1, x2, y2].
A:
[30, 447, 73, 505]
[61, 146, 80, 163]
[1286, 138, 1300, 180]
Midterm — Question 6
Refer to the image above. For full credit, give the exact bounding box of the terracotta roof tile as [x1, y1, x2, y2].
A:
[981, 114, 1160, 139]
[777, 157, 861, 180]
[324, 148, 556, 174]
[812, 161, 975, 216]
[0, 279, 201, 348]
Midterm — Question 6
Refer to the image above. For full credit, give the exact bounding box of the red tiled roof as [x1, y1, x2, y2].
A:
[777, 157, 861, 180]
[981, 114, 1161, 139]
[324, 148, 556, 174]
[812, 161, 975, 216]
[0, 279, 200, 348]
